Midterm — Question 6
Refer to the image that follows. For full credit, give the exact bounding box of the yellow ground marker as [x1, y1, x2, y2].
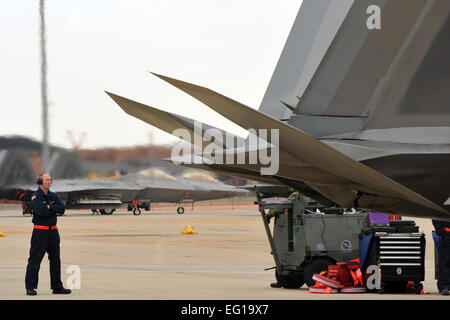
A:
[181, 225, 197, 235]
[0, 232, 6, 237]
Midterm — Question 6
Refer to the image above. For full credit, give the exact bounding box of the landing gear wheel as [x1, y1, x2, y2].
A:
[275, 269, 305, 289]
[133, 208, 141, 215]
[177, 207, 185, 214]
[303, 258, 335, 287]
[100, 209, 115, 215]
[22, 203, 32, 216]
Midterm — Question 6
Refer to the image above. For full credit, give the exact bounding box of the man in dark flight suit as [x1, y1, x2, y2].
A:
[433, 219, 450, 296]
[25, 173, 71, 296]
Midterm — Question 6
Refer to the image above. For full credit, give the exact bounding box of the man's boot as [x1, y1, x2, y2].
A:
[52, 287, 72, 294]
[26, 289, 37, 296]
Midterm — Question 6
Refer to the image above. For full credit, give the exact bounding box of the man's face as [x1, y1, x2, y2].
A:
[41, 173, 52, 189]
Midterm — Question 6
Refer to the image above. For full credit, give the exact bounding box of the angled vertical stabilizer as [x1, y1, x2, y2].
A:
[259, 0, 354, 120]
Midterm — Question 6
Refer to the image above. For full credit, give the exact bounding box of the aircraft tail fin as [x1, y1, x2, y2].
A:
[106, 91, 242, 149]
[150, 73, 449, 219]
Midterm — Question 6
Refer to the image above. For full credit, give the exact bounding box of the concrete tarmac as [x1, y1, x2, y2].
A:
[0, 204, 448, 300]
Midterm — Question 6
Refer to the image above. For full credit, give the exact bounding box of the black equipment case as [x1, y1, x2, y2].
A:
[364, 221, 425, 294]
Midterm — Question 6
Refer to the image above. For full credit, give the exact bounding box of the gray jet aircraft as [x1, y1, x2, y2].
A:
[106, 0, 450, 220]
[0, 162, 250, 215]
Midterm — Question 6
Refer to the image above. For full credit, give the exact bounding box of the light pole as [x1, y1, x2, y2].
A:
[39, 0, 49, 172]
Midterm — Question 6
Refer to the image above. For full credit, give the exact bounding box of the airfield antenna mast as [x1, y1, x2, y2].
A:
[39, 0, 50, 172]
[66, 130, 87, 151]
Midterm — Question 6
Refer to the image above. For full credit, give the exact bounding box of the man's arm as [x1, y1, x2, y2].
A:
[50, 193, 65, 215]
[30, 194, 54, 217]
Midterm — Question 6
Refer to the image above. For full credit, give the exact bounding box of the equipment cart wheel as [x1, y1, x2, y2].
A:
[177, 207, 185, 214]
[303, 258, 335, 287]
[275, 269, 305, 289]
[414, 282, 423, 294]
[133, 208, 141, 215]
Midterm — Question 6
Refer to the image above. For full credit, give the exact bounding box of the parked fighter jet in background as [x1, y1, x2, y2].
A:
[106, 0, 450, 220]
[1, 168, 249, 215]
[0, 154, 250, 215]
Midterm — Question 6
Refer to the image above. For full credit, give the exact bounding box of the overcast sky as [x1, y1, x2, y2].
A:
[1, 0, 302, 149]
